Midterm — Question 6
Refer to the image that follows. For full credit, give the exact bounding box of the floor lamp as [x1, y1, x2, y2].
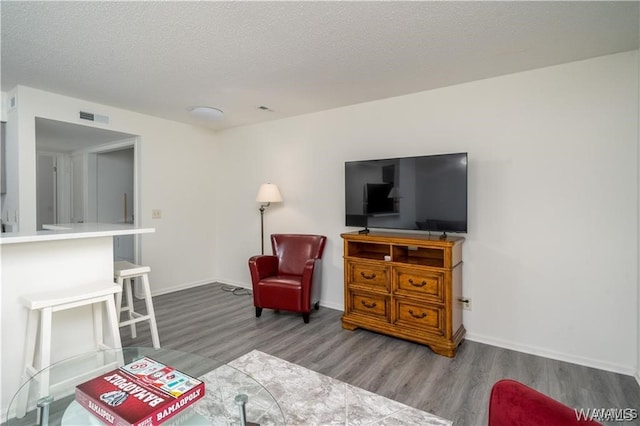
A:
[256, 183, 283, 254]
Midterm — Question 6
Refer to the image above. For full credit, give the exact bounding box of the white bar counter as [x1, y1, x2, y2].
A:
[0, 223, 155, 418]
[0, 222, 154, 244]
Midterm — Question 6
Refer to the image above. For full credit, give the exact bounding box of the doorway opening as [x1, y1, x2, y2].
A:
[35, 117, 140, 263]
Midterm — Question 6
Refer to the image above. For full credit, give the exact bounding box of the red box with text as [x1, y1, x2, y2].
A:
[75, 357, 205, 426]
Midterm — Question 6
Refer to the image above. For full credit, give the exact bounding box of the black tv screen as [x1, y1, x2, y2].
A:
[345, 153, 468, 233]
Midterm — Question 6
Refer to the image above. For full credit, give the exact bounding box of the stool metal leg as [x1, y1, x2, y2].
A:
[36, 396, 54, 426]
[141, 273, 160, 349]
[235, 394, 248, 426]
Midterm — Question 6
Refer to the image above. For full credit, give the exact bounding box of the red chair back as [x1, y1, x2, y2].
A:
[271, 234, 327, 276]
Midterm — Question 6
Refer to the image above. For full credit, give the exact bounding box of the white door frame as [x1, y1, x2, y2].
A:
[84, 137, 141, 263]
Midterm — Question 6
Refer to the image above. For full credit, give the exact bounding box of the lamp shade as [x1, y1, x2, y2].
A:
[256, 183, 283, 203]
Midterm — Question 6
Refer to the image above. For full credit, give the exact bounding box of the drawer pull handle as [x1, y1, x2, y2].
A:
[408, 278, 427, 287]
[408, 310, 427, 319]
[360, 272, 377, 280]
[361, 300, 377, 309]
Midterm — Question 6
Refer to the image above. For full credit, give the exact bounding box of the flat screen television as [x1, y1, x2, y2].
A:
[345, 152, 468, 234]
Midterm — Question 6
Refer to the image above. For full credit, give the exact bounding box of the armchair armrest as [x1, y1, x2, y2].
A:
[300, 258, 322, 310]
[248, 255, 279, 282]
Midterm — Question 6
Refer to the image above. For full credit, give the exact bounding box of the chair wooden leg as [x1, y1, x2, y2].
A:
[314, 302, 320, 310]
[255, 307, 263, 317]
[302, 313, 310, 323]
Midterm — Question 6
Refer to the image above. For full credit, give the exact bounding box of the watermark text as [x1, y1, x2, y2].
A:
[575, 408, 638, 423]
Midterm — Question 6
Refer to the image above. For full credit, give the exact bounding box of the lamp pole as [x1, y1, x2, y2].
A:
[259, 202, 270, 255]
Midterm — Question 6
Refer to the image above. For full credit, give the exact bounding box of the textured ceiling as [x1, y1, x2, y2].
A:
[2, 1, 639, 132]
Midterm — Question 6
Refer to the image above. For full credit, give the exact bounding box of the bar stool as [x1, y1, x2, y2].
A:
[113, 261, 160, 349]
[17, 281, 123, 418]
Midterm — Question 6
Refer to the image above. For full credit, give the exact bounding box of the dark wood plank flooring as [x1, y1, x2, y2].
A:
[122, 283, 640, 425]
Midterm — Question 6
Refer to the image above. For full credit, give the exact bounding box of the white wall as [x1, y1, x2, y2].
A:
[5, 86, 219, 294]
[213, 51, 639, 374]
[3, 53, 637, 376]
[1, 92, 6, 121]
[2, 90, 20, 230]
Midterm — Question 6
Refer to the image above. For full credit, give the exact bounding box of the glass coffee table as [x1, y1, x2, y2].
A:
[6, 347, 285, 425]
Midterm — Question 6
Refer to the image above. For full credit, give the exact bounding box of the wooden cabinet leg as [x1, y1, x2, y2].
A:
[341, 320, 358, 331]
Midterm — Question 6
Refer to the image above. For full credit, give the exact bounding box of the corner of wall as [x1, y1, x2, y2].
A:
[1, 91, 7, 122]
[637, 47, 640, 386]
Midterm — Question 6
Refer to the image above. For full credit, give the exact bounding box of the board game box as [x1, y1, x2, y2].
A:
[75, 356, 205, 426]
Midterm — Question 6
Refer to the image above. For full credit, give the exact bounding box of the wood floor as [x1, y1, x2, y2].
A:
[122, 283, 640, 425]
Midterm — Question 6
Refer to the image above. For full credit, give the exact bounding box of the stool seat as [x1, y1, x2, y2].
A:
[114, 261, 150, 277]
[21, 282, 123, 310]
[17, 280, 123, 418]
[114, 261, 160, 349]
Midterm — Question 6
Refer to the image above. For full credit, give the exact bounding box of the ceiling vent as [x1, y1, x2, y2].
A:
[79, 111, 110, 124]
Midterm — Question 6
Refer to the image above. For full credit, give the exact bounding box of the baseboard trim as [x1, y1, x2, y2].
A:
[151, 278, 219, 297]
[155, 278, 341, 311]
[215, 278, 251, 289]
[465, 331, 635, 376]
[635, 372, 640, 388]
[214, 279, 343, 310]
[319, 300, 343, 310]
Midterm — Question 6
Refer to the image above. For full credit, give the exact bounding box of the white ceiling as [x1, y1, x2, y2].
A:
[2, 1, 639, 132]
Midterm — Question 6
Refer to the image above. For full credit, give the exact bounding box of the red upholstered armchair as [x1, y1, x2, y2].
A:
[248, 234, 327, 323]
[488, 379, 601, 426]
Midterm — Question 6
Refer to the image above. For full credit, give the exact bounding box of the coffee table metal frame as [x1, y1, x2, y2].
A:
[6, 347, 285, 426]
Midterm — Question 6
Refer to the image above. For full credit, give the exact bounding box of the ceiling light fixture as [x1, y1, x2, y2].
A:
[188, 106, 224, 120]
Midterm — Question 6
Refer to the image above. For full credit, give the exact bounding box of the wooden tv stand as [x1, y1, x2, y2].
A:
[341, 231, 465, 357]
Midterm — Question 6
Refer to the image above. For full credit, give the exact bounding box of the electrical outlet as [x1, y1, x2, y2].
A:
[152, 209, 161, 219]
[459, 297, 472, 311]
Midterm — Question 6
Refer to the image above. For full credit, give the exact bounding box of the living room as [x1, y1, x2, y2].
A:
[1, 2, 639, 425]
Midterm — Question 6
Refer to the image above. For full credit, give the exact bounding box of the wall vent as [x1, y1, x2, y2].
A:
[79, 111, 110, 124]
[79, 111, 94, 121]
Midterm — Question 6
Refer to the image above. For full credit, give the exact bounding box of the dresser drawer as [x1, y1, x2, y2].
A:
[394, 268, 444, 302]
[395, 299, 444, 336]
[348, 290, 390, 322]
[346, 261, 390, 291]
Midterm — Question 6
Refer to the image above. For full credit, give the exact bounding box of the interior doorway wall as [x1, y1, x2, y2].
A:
[96, 148, 134, 224]
[36, 152, 56, 229]
[35, 117, 139, 262]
